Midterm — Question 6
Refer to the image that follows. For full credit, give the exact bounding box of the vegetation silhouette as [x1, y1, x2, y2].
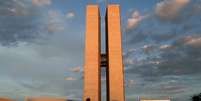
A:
[192, 93, 201, 101]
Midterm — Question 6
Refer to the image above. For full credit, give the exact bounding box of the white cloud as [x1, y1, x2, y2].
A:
[47, 10, 66, 33]
[64, 77, 77, 81]
[66, 12, 75, 19]
[69, 66, 81, 73]
[183, 36, 201, 47]
[155, 0, 190, 20]
[32, 0, 51, 6]
[0, 0, 38, 16]
[127, 11, 144, 29]
[159, 44, 172, 50]
[142, 45, 155, 53]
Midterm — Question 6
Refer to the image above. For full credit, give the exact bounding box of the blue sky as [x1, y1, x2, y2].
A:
[0, 0, 201, 101]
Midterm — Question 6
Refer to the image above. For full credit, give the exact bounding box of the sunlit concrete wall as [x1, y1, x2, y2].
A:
[83, 5, 101, 101]
[106, 4, 125, 101]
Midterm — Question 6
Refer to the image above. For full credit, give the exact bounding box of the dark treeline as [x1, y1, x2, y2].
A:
[192, 93, 201, 101]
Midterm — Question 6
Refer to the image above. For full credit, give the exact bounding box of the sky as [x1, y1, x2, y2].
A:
[0, 0, 201, 101]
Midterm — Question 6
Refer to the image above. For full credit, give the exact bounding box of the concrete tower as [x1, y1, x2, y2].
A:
[83, 4, 125, 101]
[83, 5, 101, 101]
[106, 5, 125, 101]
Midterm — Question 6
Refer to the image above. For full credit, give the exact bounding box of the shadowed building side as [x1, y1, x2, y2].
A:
[106, 5, 125, 101]
[83, 5, 101, 101]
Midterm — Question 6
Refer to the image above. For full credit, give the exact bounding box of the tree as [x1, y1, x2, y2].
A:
[192, 93, 201, 101]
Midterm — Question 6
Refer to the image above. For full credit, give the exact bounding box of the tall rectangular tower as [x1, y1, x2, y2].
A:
[83, 4, 125, 101]
[83, 5, 101, 101]
[106, 5, 125, 101]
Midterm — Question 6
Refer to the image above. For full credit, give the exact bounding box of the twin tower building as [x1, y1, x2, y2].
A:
[83, 4, 125, 101]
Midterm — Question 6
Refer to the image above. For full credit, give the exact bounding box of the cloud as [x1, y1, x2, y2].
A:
[126, 0, 201, 45]
[66, 12, 75, 19]
[159, 84, 187, 93]
[142, 44, 155, 54]
[155, 0, 190, 20]
[0, 9, 84, 97]
[0, 0, 201, 100]
[0, 41, 83, 99]
[0, 6, 76, 46]
[126, 36, 201, 80]
[125, 2, 201, 96]
[47, 10, 77, 33]
[69, 66, 81, 73]
[0, 0, 33, 16]
[32, 0, 51, 6]
[125, 58, 135, 66]
[64, 77, 77, 81]
[0, 76, 82, 101]
[47, 10, 66, 33]
[125, 1, 201, 97]
[0, 0, 49, 46]
[0, 0, 84, 99]
[126, 80, 135, 88]
[182, 36, 201, 48]
[0, 16, 46, 46]
[159, 44, 173, 50]
[127, 11, 144, 29]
